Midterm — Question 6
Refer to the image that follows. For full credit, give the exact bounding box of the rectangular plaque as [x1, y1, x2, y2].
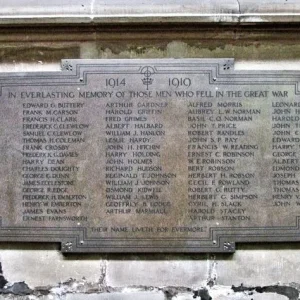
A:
[1, 58, 300, 253]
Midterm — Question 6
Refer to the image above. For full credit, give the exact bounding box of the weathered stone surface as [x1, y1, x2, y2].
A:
[0, 46, 79, 64]
[0, 245, 104, 287]
[65, 291, 165, 300]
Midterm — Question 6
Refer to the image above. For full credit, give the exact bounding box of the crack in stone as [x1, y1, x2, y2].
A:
[0, 263, 7, 290]
[236, 0, 241, 14]
[207, 255, 217, 287]
[236, 0, 242, 24]
[99, 260, 107, 285]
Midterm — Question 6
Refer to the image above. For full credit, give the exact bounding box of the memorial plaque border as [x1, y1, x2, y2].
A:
[0, 59, 299, 253]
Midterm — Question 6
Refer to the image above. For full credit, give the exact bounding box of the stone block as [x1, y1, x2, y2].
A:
[216, 244, 300, 286]
[66, 291, 164, 300]
[106, 255, 208, 287]
[0, 244, 105, 288]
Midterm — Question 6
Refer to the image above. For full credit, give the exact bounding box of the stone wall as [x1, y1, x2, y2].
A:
[0, 3, 300, 300]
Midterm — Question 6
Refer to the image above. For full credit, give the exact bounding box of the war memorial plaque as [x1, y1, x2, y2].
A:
[1, 58, 300, 253]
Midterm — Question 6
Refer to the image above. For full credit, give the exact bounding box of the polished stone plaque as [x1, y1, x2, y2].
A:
[1, 58, 300, 252]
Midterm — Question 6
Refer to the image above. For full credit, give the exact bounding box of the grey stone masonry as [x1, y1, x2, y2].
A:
[65, 292, 165, 300]
[0, 0, 300, 24]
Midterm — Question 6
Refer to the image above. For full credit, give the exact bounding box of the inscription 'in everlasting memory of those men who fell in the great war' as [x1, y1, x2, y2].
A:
[0, 59, 299, 253]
